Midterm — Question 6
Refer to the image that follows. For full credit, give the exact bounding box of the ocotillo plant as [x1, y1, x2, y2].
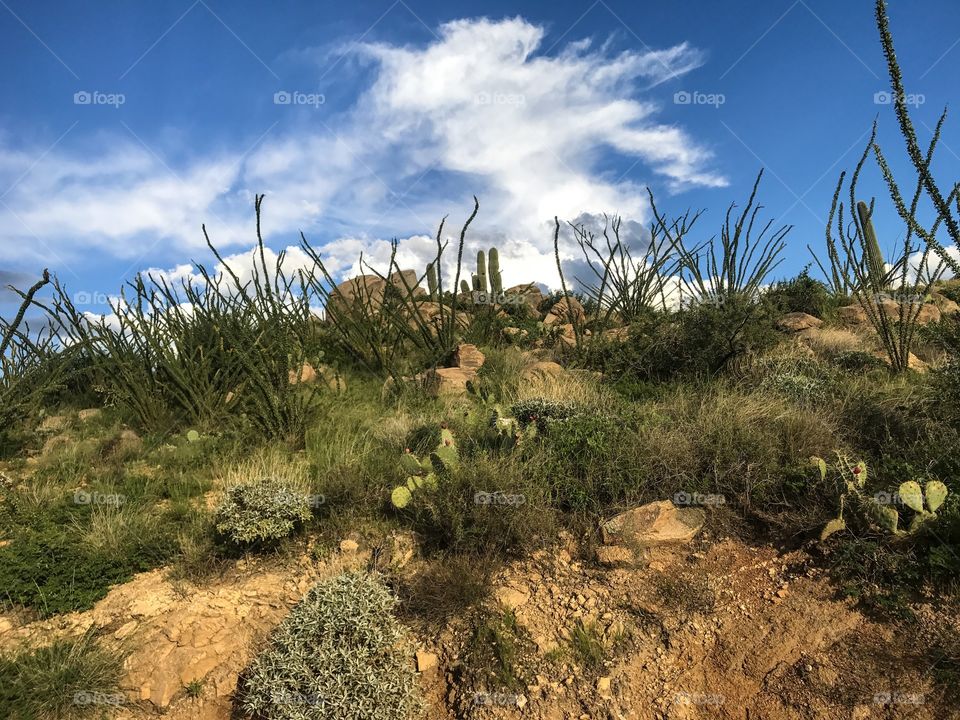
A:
[426, 261, 438, 301]
[819, 121, 946, 372]
[874, 0, 960, 278]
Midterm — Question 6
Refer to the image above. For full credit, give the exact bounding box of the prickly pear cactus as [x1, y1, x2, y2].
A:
[390, 426, 458, 508]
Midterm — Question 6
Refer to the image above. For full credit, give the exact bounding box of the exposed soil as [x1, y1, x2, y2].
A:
[1, 531, 957, 720]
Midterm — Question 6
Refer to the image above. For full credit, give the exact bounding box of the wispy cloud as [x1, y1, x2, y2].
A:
[0, 16, 725, 290]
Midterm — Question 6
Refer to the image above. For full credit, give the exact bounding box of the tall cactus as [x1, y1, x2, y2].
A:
[857, 201, 887, 290]
[425, 262, 438, 300]
[488, 247, 503, 294]
[460, 279, 471, 294]
[476, 250, 487, 295]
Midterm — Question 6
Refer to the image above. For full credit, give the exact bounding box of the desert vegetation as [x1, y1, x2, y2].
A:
[1, 2, 959, 719]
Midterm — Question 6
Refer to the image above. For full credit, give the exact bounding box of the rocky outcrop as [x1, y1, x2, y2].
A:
[777, 312, 823, 333]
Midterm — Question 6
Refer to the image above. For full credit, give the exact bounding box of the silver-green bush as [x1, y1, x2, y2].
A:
[214, 477, 311, 545]
[236, 571, 422, 720]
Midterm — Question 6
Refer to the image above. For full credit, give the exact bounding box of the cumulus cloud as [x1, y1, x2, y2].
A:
[0, 16, 727, 293]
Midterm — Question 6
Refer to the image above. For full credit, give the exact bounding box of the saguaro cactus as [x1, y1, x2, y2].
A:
[425, 262, 438, 300]
[488, 247, 503, 294]
[857, 201, 887, 289]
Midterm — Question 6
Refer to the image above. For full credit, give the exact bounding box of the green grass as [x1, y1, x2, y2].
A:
[0, 628, 125, 720]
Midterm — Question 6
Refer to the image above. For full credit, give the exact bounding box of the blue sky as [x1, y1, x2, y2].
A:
[1, 0, 959, 319]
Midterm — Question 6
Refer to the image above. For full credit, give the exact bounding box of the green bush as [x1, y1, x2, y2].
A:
[765, 269, 836, 318]
[405, 455, 556, 557]
[0, 628, 125, 720]
[597, 297, 781, 381]
[235, 571, 422, 720]
[214, 477, 312, 546]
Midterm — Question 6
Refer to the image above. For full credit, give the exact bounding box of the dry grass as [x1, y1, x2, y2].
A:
[800, 327, 871, 359]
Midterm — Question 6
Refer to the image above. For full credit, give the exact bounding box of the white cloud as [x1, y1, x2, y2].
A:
[0, 16, 727, 292]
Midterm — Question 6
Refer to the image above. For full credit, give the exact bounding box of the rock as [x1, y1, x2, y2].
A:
[506, 283, 544, 313]
[0, 617, 13, 634]
[453, 343, 485, 373]
[836, 304, 867, 324]
[339, 539, 359, 554]
[114, 620, 139, 640]
[838, 301, 941, 326]
[112, 429, 143, 458]
[595, 545, 634, 567]
[601, 500, 705, 547]
[420, 367, 474, 396]
[328, 270, 423, 316]
[288, 362, 319, 385]
[556, 323, 577, 350]
[77, 408, 102, 422]
[520, 361, 565, 381]
[931, 292, 960, 315]
[41, 434, 72, 458]
[415, 650, 438, 673]
[597, 676, 612, 696]
[546, 296, 585, 324]
[777, 312, 823, 333]
[38, 414, 67, 432]
[495, 586, 530, 610]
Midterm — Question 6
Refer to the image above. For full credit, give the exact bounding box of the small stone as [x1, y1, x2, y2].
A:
[415, 650, 438, 673]
[597, 676, 612, 696]
[495, 586, 530, 610]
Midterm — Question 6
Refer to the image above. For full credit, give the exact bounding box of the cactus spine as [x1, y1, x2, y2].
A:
[857, 201, 887, 289]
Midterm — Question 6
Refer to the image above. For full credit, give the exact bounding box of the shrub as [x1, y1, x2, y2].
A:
[765, 269, 835, 318]
[405, 454, 556, 557]
[830, 349, 888, 373]
[598, 297, 782, 381]
[214, 477, 312, 546]
[0, 628, 125, 720]
[236, 571, 422, 720]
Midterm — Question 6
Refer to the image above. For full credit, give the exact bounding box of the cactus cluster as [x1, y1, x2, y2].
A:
[816, 454, 950, 540]
[391, 426, 458, 508]
[459, 247, 504, 296]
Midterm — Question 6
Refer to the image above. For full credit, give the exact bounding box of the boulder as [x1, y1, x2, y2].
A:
[453, 343, 485, 373]
[931, 292, 960, 315]
[77, 408, 102, 422]
[837, 304, 867, 324]
[506, 283, 544, 313]
[545, 296, 585, 324]
[601, 500, 705, 547]
[777, 312, 823, 333]
[420, 367, 474, 396]
[520, 361, 565, 381]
